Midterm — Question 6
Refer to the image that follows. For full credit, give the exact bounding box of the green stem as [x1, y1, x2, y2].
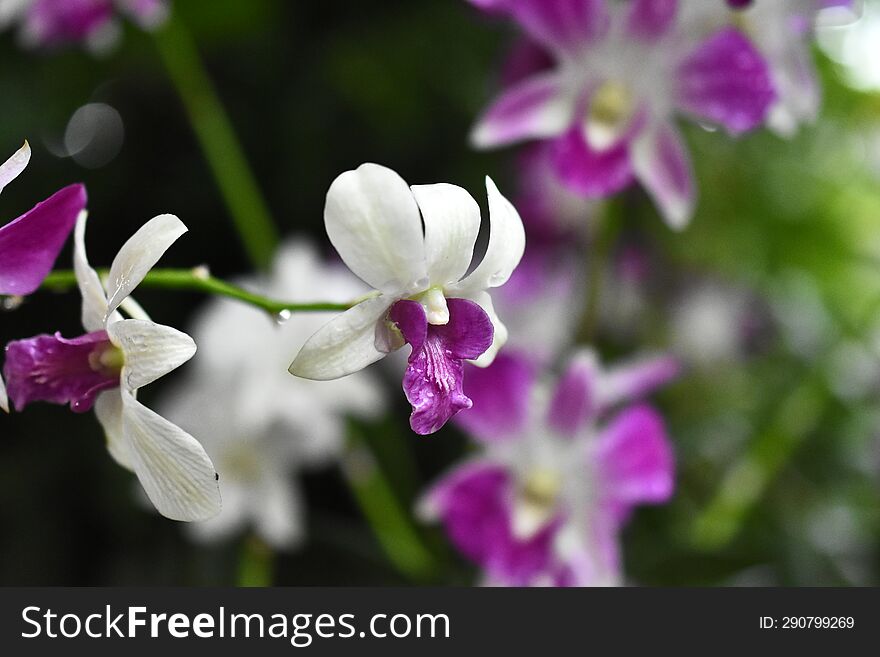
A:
[342, 425, 438, 582]
[154, 14, 279, 270]
[236, 535, 274, 587]
[39, 268, 353, 315]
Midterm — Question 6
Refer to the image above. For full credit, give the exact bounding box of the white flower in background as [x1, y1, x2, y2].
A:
[2, 213, 221, 521]
[290, 164, 525, 435]
[160, 240, 385, 548]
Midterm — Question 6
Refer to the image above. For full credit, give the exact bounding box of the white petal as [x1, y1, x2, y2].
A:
[253, 472, 305, 549]
[451, 177, 525, 294]
[121, 389, 221, 522]
[73, 212, 110, 332]
[467, 291, 508, 368]
[412, 183, 481, 286]
[105, 214, 187, 318]
[186, 482, 248, 544]
[289, 294, 394, 380]
[0, 374, 8, 413]
[324, 164, 427, 294]
[0, 140, 30, 194]
[94, 391, 131, 469]
[108, 319, 196, 391]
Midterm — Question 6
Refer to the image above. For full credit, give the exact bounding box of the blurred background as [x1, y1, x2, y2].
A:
[1, 0, 880, 585]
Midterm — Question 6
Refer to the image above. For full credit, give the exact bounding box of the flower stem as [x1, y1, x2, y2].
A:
[153, 13, 279, 270]
[236, 535, 274, 587]
[39, 268, 353, 315]
[580, 202, 620, 342]
[342, 424, 438, 582]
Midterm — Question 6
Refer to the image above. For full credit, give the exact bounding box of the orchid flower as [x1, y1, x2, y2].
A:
[680, 0, 859, 137]
[0, 141, 86, 412]
[160, 240, 385, 548]
[2, 212, 221, 521]
[0, 0, 168, 49]
[290, 163, 525, 435]
[468, 0, 776, 228]
[421, 349, 678, 586]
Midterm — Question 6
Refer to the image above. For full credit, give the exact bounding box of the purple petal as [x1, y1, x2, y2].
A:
[508, 0, 610, 57]
[547, 354, 598, 437]
[457, 351, 536, 442]
[630, 122, 695, 229]
[3, 330, 120, 413]
[676, 27, 776, 135]
[550, 126, 634, 198]
[472, 72, 572, 148]
[393, 298, 494, 435]
[0, 184, 87, 296]
[25, 0, 115, 46]
[598, 354, 680, 412]
[423, 461, 559, 585]
[500, 39, 556, 87]
[626, 0, 678, 40]
[595, 404, 675, 525]
[118, 0, 168, 28]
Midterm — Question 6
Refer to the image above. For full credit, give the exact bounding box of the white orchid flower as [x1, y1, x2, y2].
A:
[290, 163, 525, 435]
[2, 212, 221, 521]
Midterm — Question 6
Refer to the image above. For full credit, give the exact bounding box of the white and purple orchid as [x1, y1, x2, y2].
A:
[0, 0, 167, 49]
[681, 0, 859, 137]
[420, 349, 678, 586]
[2, 212, 221, 521]
[0, 141, 87, 412]
[290, 163, 525, 435]
[468, 0, 776, 228]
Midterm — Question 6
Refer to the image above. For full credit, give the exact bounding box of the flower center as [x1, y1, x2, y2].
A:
[584, 80, 636, 151]
[417, 286, 450, 325]
[512, 466, 562, 539]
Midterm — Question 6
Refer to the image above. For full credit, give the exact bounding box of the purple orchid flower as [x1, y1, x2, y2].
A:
[420, 349, 678, 586]
[467, 0, 776, 228]
[1, 0, 168, 49]
[0, 141, 87, 412]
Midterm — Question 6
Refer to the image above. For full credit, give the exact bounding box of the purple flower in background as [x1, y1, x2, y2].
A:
[0, 0, 168, 50]
[290, 164, 525, 435]
[680, 0, 860, 136]
[467, 0, 776, 228]
[3, 213, 220, 521]
[421, 349, 678, 586]
[0, 141, 86, 412]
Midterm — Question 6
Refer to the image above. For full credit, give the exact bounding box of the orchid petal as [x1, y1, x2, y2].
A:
[466, 291, 508, 368]
[457, 351, 536, 442]
[626, 0, 677, 40]
[676, 27, 775, 135]
[0, 375, 8, 413]
[108, 319, 196, 391]
[631, 122, 695, 230]
[94, 390, 131, 469]
[104, 214, 187, 319]
[412, 183, 481, 286]
[0, 184, 87, 296]
[73, 211, 110, 332]
[547, 351, 599, 437]
[471, 72, 576, 148]
[509, 0, 610, 57]
[120, 389, 221, 522]
[597, 353, 680, 412]
[324, 164, 427, 294]
[289, 294, 395, 380]
[452, 178, 525, 294]
[0, 141, 30, 194]
[551, 126, 634, 198]
[596, 404, 675, 525]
